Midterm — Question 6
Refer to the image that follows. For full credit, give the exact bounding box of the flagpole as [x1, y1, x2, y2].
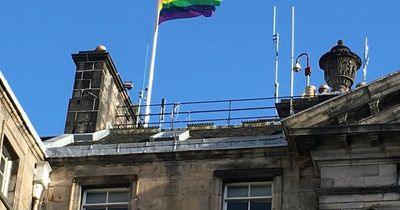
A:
[144, 0, 161, 127]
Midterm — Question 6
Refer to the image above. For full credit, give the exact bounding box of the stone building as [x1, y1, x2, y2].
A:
[36, 40, 400, 210]
[0, 40, 395, 209]
[0, 72, 50, 210]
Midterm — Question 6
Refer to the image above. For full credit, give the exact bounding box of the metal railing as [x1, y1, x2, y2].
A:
[115, 95, 301, 129]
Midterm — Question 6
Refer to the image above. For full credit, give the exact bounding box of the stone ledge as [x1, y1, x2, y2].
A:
[74, 174, 137, 187]
[316, 186, 400, 196]
[287, 123, 400, 137]
[47, 134, 287, 158]
[214, 168, 281, 182]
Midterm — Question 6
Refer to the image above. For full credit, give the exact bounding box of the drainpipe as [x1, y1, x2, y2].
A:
[32, 161, 52, 210]
[32, 184, 43, 210]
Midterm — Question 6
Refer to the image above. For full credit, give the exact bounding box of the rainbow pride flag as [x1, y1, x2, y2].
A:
[159, 0, 222, 24]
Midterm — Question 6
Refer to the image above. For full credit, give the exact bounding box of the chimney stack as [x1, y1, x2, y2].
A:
[64, 46, 136, 134]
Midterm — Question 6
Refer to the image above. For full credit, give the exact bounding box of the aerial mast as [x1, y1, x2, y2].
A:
[289, 6, 295, 115]
[362, 37, 369, 84]
[272, 6, 280, 104]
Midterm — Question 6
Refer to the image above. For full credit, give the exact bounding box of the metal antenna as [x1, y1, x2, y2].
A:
[273, 6, 280, 104]
[142, 43, 150, 95]
[289, 6, 295, 115]
[363, 37, 369, 84]
[136, 42, 151, 127]
[136, 90, 143, 127]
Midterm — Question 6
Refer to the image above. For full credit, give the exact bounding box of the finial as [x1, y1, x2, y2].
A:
[319, 40, 362, 93]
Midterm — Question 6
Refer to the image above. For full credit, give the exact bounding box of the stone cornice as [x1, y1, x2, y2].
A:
[287, 123, 400, 137]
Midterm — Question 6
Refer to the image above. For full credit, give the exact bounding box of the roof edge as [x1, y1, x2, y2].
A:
[0, 71, 47, 157]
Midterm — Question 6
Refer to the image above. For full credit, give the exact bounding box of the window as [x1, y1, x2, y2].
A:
[0, 145, 12, 197]
[223, 182, 272, 210]
[71, 175, 136, 210]
[0, 135, 18, 203]
[82, 188, 130, 210]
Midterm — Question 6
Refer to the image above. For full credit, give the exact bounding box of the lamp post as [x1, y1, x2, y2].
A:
[293, 53, 311, 87]
[293, 52, 316, 99]
[289, 53, 308, 115]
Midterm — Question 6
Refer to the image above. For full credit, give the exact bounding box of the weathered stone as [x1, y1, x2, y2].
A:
[65, 49, 136, 134]
[319, 40, 362, 92]
[379, 164, 396, 176]
[334, 177, 364, 188]
[321, 165, 379, 179]
[364, 176, 397, 186]
[0, 75, 48, 209]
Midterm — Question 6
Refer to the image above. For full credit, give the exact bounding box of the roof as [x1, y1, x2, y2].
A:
[46, 133, 287, 158]
[44, 122, 285, 158]
[280, 70, 400, 153]
[82, 123, 282, 145]
[0, 71, 47, 157]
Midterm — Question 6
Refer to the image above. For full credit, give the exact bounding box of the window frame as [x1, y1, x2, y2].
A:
[0, 134, 18, 205]
[81, 187, 130, 210]
[223, 181, 273, 210]
[0, 146, 12, 197]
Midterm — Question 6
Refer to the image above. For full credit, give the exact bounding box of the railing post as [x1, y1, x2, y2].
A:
[159, 98, 166, 129]
[227, 100, 232, 125]
[170, 103, 180, 130]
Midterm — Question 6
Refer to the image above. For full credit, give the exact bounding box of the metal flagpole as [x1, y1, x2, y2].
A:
[144, 0, 161, 127]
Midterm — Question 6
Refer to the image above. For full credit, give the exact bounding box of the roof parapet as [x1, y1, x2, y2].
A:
[46, 133, 287, 158]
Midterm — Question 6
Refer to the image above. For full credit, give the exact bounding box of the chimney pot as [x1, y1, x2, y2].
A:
[95, 45, 107, 52]
[318, 84, 330, 94]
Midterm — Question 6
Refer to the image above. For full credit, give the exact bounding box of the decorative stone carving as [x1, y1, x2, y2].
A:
[337, 113, 348, 125]
[319, 40, 362, 92]
[368, 99, 380, 115]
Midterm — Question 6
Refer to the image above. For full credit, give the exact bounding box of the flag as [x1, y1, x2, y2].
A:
[159, 0, 222, 24]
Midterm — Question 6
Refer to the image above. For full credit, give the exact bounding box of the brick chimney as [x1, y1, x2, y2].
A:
[64, 46, 136, 134]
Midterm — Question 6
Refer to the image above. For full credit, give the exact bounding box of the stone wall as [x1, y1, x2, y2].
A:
[320, 164, 397, 188]
[312, 135, 400, 209]
[96, 61, 132, 131]
[43, 146, 319, 210]
[0, 79, 46, 209]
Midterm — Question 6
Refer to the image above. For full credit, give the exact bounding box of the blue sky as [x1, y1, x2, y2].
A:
[1, 1, 400, 136]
